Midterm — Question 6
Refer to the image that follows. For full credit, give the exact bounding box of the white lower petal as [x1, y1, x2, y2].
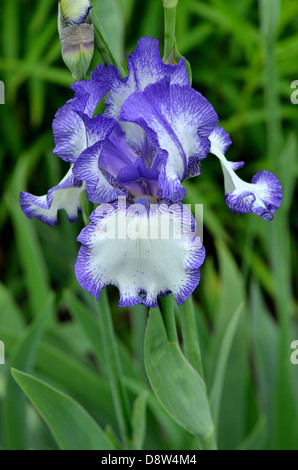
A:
[76, 200, 205, 307]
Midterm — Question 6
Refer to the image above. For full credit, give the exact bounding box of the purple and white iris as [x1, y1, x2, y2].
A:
[20, 37, 283, 307]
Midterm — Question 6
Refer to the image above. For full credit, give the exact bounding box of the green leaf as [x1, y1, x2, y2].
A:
[144, 307, 214, 439]
[12, 369, 115, 450]
[0, 282, 25, 331]
[278, 132, 297, 213]
[5, 191, 50, 319]
[3, 297, 52, 449]
[132, 390, 148, 450]
[209, 302, 244, 429]
[35, 342, 117, 425]
[90, 1, 126, 77]
[95, 291, 132, 443]
[236, 416, 267, 451]
[125, 377, 195, 450]
[206, 242, 248, 449]
[64, 291, 143, 382]
[250, 281, 278, 447]
[92, 0, 125, 63]
[117, 0, 137, 25]
[178, 296, 204, 378]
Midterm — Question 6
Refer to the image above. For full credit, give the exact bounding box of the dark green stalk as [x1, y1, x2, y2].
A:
[163, 1, 178, 62]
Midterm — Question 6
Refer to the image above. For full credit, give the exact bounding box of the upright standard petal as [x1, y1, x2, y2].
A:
[75, 199, 205, 307]
[19, 168, 85, 226]
[53, 66, 117, 163]
[120, 80, 218, 201]
[210, 127, 283, 220]
[89, 37, 191, 166]
[99, 36, 190, 121]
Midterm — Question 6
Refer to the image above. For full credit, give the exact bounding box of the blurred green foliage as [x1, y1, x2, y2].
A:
[0, 0, 297, 450]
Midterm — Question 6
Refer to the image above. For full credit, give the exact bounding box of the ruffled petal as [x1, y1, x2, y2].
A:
[71, 63, 118, 117]
[53, 99, 88, 163]
[19, 168, 85, 226]
[53, 64, 121, 164]
[75, 200, 205, 307]
[209, 126, 232, 154]
[120, 80, 218, 201]
[225, 171, 283, 220]
[73, 142, 126, 204]
[102, 36, 190, 121]
[210, 128, 283, 220]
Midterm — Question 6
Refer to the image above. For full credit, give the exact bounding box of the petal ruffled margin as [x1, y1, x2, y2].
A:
[210, 127, 283, 220]
[19, 168, 85, 226]
[101, 36, 190, 121]
[75, 199, 205, 307]
[53, 64, 121, 163]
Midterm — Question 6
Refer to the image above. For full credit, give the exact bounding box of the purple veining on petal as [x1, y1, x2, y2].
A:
[101, 36, 190, 121]
[225, 170, 283, 220]
[71, 64, 120, 118]
[53, 101, 87, 163]
[73, 141, 126, 204]
[209, 126, 232, 154]
[120, 79, 218, 201]
[19, 168, 85, 226]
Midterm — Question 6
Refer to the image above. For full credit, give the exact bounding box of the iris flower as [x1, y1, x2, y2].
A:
[20, 37, 282, 307]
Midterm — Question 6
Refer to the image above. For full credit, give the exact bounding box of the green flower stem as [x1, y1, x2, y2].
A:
[163, 2, 178, 63]
[90, 4, 126, 78]
[179, 296, 204, 379]
[159, 295, 178, 343]
[95, 290, 132, 444]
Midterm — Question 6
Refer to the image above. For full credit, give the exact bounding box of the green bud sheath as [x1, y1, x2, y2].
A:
[162, 0, 178, 8]
[58, 2, 94, 81]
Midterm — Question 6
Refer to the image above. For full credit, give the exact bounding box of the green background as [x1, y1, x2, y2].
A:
[0, 0, 297, 450]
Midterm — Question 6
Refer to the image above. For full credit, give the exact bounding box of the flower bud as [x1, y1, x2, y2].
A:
[58, 0, 94, 81]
